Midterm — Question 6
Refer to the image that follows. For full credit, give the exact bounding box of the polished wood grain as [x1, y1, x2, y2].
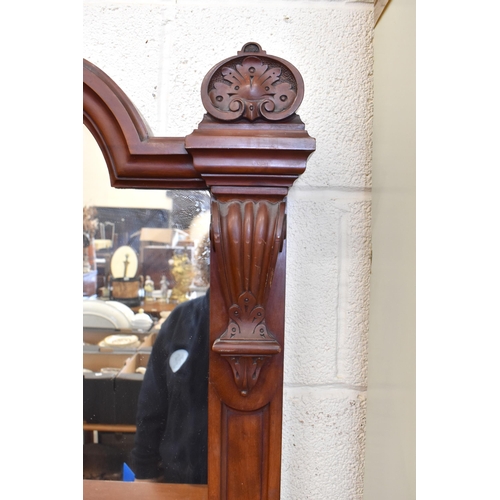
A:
[83, 42, 315, 500]
[84, 60, 203, 190]
[83, 480, 208, 500]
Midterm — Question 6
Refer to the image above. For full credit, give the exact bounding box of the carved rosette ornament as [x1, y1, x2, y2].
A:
[211, 199, 285, 395]
[201, 42, 304, 122]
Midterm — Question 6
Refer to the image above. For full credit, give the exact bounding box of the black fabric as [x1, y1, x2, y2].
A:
[131, 291, 209, 483]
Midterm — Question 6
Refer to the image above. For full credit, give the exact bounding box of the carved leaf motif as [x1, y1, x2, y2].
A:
[269, 81, 297, 113]
[222, 355, 268, 396]
[228, 291, 267, 339]
[209, 56, 297, 121]
[212, 198, 285, 395]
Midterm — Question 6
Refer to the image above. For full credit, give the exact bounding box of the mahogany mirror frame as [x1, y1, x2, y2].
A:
[83, 42, 315, 500]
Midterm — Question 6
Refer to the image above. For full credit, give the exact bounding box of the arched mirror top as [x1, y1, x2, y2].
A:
[84, 42, 314, 193]
[83, 59, 204, 190]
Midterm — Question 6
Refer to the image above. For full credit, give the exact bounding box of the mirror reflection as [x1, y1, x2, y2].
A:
[83, 125, 210, 484]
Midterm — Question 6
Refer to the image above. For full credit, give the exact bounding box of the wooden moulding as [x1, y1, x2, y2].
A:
[83, 42, 315, 500]
[83, 60, 204, 189]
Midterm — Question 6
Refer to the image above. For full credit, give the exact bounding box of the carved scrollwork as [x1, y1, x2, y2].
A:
[209, 55, 297, 121]
[201, 42, 304, 122]
[211, 198, 285, 395]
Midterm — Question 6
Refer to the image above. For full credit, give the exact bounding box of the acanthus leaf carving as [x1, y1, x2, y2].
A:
[209, 56, 297, 121]
[201, 42, 304, 122]
[211, 198, 285, 396]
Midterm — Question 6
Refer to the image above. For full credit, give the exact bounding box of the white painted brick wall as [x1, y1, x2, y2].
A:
[83, 1, 374, 498]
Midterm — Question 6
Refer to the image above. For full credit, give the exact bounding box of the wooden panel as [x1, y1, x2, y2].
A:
[224, 405, 269, 500]
[208, 242, 286, 500]
[83, 480, 208, 500]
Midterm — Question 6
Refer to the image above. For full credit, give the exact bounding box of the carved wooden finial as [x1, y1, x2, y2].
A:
[238, 42, 265, 54]
[201, 42, 304, 122]
[187, 44, 315, 398]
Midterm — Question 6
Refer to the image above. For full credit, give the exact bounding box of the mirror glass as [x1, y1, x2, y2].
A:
[83, 125, 210, 484]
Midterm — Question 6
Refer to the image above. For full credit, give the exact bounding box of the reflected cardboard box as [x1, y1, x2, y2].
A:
[139, 227, 174, 247]
[139, 228, 173, 285]
[139, 226, 194, 291]
[137, 332, 158, 352]
[114, 353, 150, 425]
[83, 352, 133, 424]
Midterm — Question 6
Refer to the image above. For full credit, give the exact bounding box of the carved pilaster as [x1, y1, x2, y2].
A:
[211, 198, 285, 395]
[185, 42, 315, 500]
